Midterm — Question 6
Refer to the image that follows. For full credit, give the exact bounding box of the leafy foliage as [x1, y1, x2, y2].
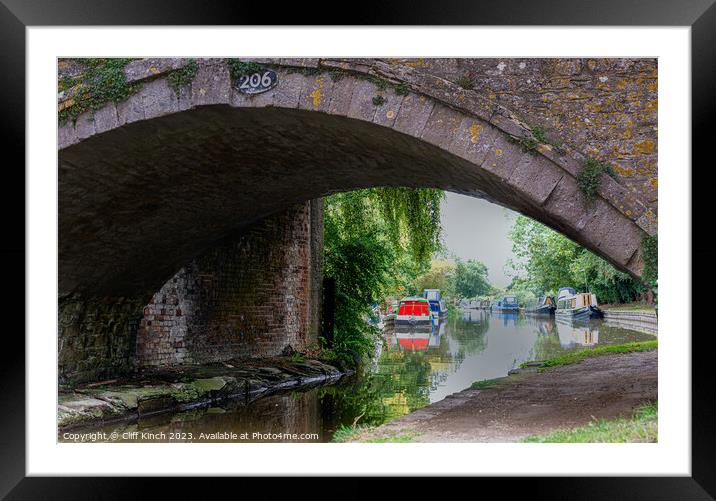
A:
[507, 215, 580, 293]
[166, 59, 198, 94]
[58, 58, 139, 124]
[641, 234, 658, 287]
[227, 59, 263, 80]
[394, 83, 410, 96]
[507, 215, 648, 302]
[370, 187, 444, 264]
[503, 276, 538, 307]
[577, 157, 616, 201]
[323, 188, 444, 364]
[324, 231, 391, 363]
[452, 259, 492, 298]
[414, 260, 455, 296]
[570, 250, 645, 303]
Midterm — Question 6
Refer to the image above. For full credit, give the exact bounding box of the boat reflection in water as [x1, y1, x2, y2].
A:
[555, 316, 599, 347]
[394, 329, 431, 352]
[495, 312, 519, 326]
[534, 316, 556, 336]
[427, 319, 447, 348]
[394, 319, 446, 353]
[461, 308, 484, 322]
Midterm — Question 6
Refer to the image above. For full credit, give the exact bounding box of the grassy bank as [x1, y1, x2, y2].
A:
[332, 424, 419, 443]
[471, 377, 506, 389]
[332, 424, 372, 443]
[521, 402, 658, 443]
[521, 340, 658, 370]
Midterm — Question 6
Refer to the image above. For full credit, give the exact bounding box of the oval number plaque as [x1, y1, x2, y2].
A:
[236, 70, 278, 95]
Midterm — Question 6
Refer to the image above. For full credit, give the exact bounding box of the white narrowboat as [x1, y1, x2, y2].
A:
[555, 287, 603, 320]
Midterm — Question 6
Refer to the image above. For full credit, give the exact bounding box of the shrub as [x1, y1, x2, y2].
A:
[577, 157, 616, 201]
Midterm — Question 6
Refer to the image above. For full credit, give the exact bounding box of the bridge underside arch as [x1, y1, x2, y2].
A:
[60, 104, 646, 299]
[57, 61, 653, 381]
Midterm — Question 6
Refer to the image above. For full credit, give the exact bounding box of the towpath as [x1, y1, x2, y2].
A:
[351, 350, 657, 442]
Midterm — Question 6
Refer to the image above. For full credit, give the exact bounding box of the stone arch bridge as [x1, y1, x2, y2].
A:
[57, 58, 657, 382]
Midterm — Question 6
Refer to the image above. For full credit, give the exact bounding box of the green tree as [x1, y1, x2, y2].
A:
[507, 215, 646, 303]
[323, 188, 444, 364]
[452, 258, 492, 298]
[569, 250, 644, 303]
[505, 276, 538, 307]
[507, 216, 579, 294]
[414, 260, 455, 296]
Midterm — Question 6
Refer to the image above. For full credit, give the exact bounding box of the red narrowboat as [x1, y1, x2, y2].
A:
[395, 297, 433, 328]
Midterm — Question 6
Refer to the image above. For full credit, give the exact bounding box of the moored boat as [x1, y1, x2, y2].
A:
[423, 289, 448, 323]
[396, 297, 434, 328]
[555, 287, 603, 320]
[460, 298, 480, 309]
[525, 295, 556, 316]
[493, 295, 519, 312]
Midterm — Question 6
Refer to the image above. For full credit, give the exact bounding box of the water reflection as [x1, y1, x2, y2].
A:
[83, 310, 656, 442]
[495, 312, 520, 326]
[395, 326, 433, 353]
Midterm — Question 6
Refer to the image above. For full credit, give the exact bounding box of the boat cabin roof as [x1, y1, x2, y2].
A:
[400, 297, 429, 303]
[423, 289, 442, 300]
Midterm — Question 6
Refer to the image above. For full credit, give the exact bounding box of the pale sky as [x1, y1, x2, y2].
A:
[440, 192, 518, 288]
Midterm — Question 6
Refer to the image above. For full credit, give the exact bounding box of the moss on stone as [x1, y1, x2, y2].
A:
[394, 83, 410, 96]
[227, 59, 264, 80]
[191, 377, 228, 392]
[166, 59, 198, 94]
[641, 234, 658, 287]
[58, 58, 140, 124]
[455, 75, 474, 90]
[577, 157, 617, 201]
[205, 407, 226, 414]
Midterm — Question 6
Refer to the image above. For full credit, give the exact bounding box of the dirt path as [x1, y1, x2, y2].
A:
[354, 350, 657, 442]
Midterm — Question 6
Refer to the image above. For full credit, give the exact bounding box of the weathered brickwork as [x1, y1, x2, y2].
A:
[309, 198, 324, 341]
[58, 295, 145, 383]
[136, 200, 322, 367]
[59, 200, 322, 381]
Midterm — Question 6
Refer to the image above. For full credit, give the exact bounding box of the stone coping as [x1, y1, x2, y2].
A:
[603, 310, 658, 321]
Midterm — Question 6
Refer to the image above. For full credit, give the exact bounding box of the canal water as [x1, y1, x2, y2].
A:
[85, 309, 655, 442]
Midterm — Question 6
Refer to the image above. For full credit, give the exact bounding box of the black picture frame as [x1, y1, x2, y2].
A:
[2, 0, 713, 497]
